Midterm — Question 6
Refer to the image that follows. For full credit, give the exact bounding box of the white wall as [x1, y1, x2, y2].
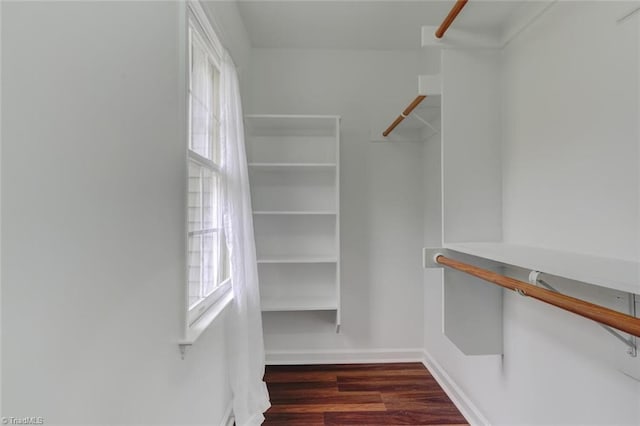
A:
[424, 2, 640, 425]
[248, 48, 426, 359]
[1, 2, 249, 423]
[502, 2, 639, 261]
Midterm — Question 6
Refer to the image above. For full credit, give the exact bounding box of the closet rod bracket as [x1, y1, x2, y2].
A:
[529, 271, 637, 357]
[423, 248, 446, 269]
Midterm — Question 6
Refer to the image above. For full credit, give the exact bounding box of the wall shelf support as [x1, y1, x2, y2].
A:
[528, 271, 637, 357]
[409, 112, 439, 134]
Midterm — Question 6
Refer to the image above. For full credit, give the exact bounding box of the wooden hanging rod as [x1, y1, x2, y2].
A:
[382, 95, 426, 137]
[435, 254, 640, 338]
[435, 0, 469, 39]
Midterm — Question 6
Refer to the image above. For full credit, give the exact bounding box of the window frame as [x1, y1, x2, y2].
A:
[187, 152, 230, 326]
[184, 2, 232, 332]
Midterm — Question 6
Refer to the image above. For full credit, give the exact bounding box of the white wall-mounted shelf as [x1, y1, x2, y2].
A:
[445, 242, 640, 295]
[253, 211, 336, 216]
[257, 257, 338, 264]
[261, 299, 338, 312]
[246, 114, 341, 327]
[248, 163, 336, 170]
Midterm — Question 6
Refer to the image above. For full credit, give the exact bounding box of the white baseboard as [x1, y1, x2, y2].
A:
[265, 348, 424, 365]
[422, 350, 490, 426]
[219, 400, 234, 426]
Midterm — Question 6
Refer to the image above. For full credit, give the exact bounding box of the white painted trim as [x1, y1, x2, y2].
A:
[245, 114, 341, 120]
[187, 0, 224, 62]
[219, 400, 234, 426]
[265, 348, 424, 365]
[422, 350, 490, 426]
[334, 115, 341, 331]
[180, 287, 233, 346]
[188, 278, 232, 326]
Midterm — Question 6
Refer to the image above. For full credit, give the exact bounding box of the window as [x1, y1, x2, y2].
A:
[187, 18, 230, 327]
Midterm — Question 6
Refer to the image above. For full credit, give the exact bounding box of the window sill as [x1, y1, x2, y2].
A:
[178, 286, 233, 358]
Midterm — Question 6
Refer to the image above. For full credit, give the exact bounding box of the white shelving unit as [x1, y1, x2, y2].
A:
[245, 115, 341, 329]
[424, 39, 640, 357]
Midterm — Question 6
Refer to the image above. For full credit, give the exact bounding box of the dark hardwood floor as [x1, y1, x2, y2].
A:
[263, 362, 469, 425]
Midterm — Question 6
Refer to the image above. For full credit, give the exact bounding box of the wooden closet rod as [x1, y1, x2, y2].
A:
[435, 0, 469, 39]
[382, 95, 426, 137]
[435, 254, 640, 338]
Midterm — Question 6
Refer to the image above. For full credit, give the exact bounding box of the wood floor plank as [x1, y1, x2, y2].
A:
[381, 390, 452, 399]
[324, 409, 468, 425]
[381, 390, 454, 406]
[337, 380, 442, 393]
[336, 369, 432, 378]
[383, 399, 462, 412]
[263, 412, 325, 426]
[267, 381, 337, 392]
[263, 363, 469, 425]
[338, 376, 440, 385]
[268, 403, 387, 413]
[265, 370, 338, 383]
[267, 387, 338, 400]
[270, 391, 382, 405]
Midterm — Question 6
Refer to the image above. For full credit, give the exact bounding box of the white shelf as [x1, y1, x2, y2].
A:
[257, 256, 338, 264]
[444, 242, 640, 295]
[261, 298, 338, 312]
[247, 114, 341, 329]
[248, 162, 336, 170]
[253, 211, 336, 216]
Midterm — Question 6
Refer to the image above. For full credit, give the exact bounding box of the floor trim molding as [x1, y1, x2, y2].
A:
[422, 350, 490, 426]
[265, 348, 424, 365]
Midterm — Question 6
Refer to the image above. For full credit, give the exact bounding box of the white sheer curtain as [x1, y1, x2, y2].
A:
[221, 50, 271, 426]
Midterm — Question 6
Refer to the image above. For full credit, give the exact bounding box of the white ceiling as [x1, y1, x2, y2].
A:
[234, 0, 528, 50]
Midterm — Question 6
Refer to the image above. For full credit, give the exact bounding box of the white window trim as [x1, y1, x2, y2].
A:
[187, 0, 224, 63]
[180, 0, 232, 353]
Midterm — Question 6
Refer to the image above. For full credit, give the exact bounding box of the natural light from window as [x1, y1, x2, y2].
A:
[187, 22, 230, 326]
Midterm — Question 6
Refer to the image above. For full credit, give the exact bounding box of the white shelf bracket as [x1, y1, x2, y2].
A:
[408, 112, 440, 134]
[529, 271, 637, 357]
